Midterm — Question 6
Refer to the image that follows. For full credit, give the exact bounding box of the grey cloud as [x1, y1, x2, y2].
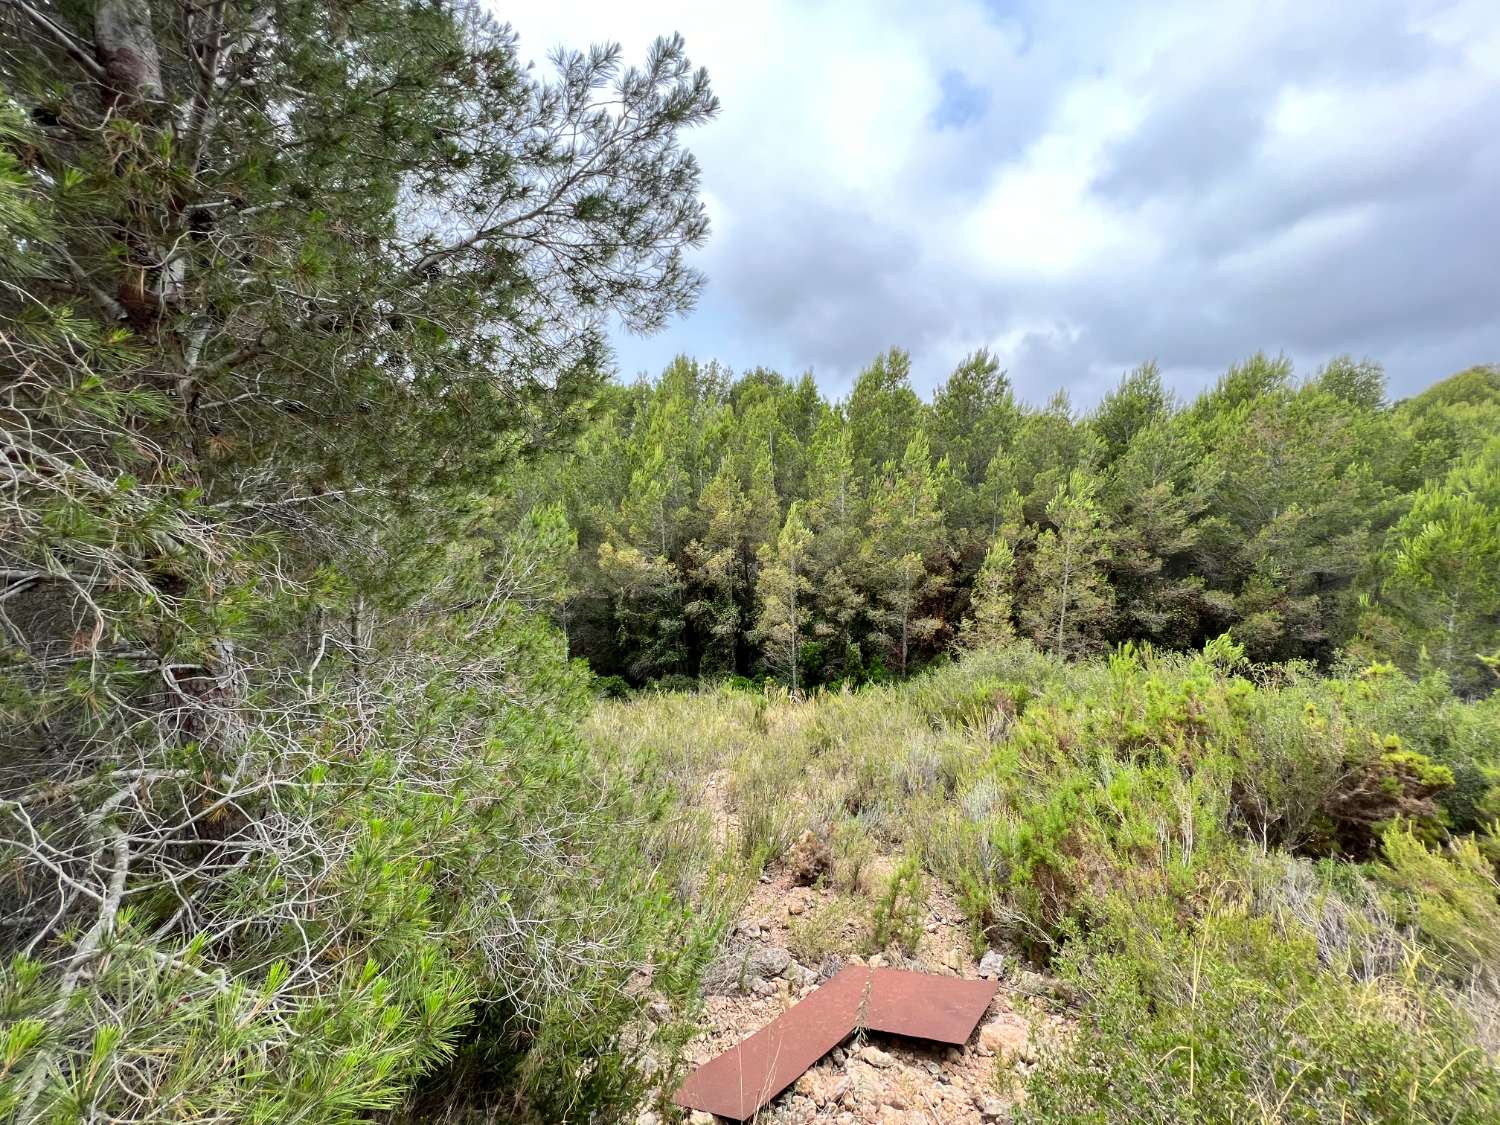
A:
[606, 0, 1500, 404]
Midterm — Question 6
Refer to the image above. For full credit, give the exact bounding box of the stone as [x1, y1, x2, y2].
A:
[648, 1000, 670, 1021]
[845, 1060, 886, 1103]
[976, 1095, 1009, 1120]
[635, 1112, 660, 1125]
[978, 1013, 1030, 1062]
[858, 1045, 895, 1069]
[1013, 970, 1049, 997]
[787, 900, 805, 915]
[978, 949, 1006, 978]
[795, 1068, 848, 1108]
[689, 1112, 715, 1125]
[749, 945, 792, 979]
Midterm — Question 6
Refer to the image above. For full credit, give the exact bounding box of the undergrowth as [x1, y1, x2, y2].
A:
[586, 637, 1500, 1120]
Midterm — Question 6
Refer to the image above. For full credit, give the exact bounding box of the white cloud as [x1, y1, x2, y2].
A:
[496, 0, 1500, 403]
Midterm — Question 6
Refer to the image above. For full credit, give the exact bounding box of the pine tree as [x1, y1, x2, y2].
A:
[804, 416, 868, 678]
[1022, 469, 1114, 656]
[1100, 418, 1214, 647]
[864, 433, 950, 675]
[754, 503, 814, 692]
[1007, 390, 1099, 517]
[684, 464, 752, 675]
[929, 349, 1018, 539]
[846, 348, 925, 479]
[961, 532, 1019, 650]
[1380, 438, 1500, 695]
[0, 5, 717, 1116]
[1091, 361, 1171, 466]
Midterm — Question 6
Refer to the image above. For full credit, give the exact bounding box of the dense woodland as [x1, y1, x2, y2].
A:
[2, 2, 1499, 1124]
[522, 352, 1500, 695]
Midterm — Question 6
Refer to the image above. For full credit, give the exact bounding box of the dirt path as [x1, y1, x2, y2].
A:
[655, 863, 1073, 1125]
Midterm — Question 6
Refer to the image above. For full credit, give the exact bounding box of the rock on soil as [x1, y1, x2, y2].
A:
[665, 859, 1072, 1123]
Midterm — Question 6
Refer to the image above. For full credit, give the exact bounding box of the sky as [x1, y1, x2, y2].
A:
[503, 0, 1500, 406]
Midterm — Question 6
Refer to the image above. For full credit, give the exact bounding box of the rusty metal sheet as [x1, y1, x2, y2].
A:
[674, 965, 868, 1121]
[862, 967, 999, 1045]
[674, 965, 998, 1121]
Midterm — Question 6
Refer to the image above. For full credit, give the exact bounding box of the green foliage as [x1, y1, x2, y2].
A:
[595, 641, 1500, 1120]
[869, 855, 928, 955]
[1019, 469, 1113, 656]
[1022, 899, 1500, 1124]
[753, 502, 815, 692]
[787, 897, 863, 964]
[524, 346, 1499, 691]
[1378, 827, 1500, 982]
[0, 3, 719, 1121]
[1377, 437, 1500, 696]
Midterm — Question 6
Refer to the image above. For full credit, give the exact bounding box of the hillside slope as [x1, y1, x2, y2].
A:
[590, 642, 1500, 1122]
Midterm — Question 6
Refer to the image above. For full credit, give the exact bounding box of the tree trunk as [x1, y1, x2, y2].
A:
[94, 0, 163, 106]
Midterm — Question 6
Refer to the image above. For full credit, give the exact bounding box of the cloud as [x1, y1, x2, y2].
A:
[498, 0, 1500, 405]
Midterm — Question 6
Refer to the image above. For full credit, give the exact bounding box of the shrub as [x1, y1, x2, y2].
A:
[785, 829, 833, 886]
[831, 819, 879, 894]
[1378, 826, 1500, 982]
[1023, 899, 1500, 1124]
[787, 897, 863, 964]
[594, 674, 632, 698]
[869, 855, 928, 955]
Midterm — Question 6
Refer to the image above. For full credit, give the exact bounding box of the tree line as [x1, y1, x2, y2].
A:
[518, 351, 1500, 695]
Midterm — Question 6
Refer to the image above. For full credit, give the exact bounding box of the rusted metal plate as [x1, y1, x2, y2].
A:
[674, 965, 868, 1121]
[674, 965, 998, 1121]
[863, 967, 999, 1045]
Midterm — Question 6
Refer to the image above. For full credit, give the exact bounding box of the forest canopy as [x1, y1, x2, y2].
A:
[520, 351, 1500, 696]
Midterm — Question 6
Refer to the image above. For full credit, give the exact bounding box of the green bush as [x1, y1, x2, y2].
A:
[1378, 826, 1500, 982]
[869, 855, 928, 955]
[1023, 899, 1500, 1124]
[594, 674, 632, 699]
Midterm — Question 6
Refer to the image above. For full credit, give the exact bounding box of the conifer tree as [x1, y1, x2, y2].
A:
[754, 503, 814, 692]
[1091, 361, 1171, 466]
[804, 416, 868, 676]
[1381, 438, 1500, 695]
[846, 347, 925, 479]
[1022, 469, 1114, 655]
[0, 2, 719, 1117]
[961, 526, 1020, 650]
[929, 349, 1018, 539]
[864, 432, 949, 674]
[685, 463, 753, 674]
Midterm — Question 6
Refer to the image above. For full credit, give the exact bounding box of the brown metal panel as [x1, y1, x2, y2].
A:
[673, 965, 998, 1120]
[862, 967, 999, 1045]
[673, 965, 868, 1120]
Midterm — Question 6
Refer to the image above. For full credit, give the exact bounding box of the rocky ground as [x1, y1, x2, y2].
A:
[646, 858, 1075, 1125]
